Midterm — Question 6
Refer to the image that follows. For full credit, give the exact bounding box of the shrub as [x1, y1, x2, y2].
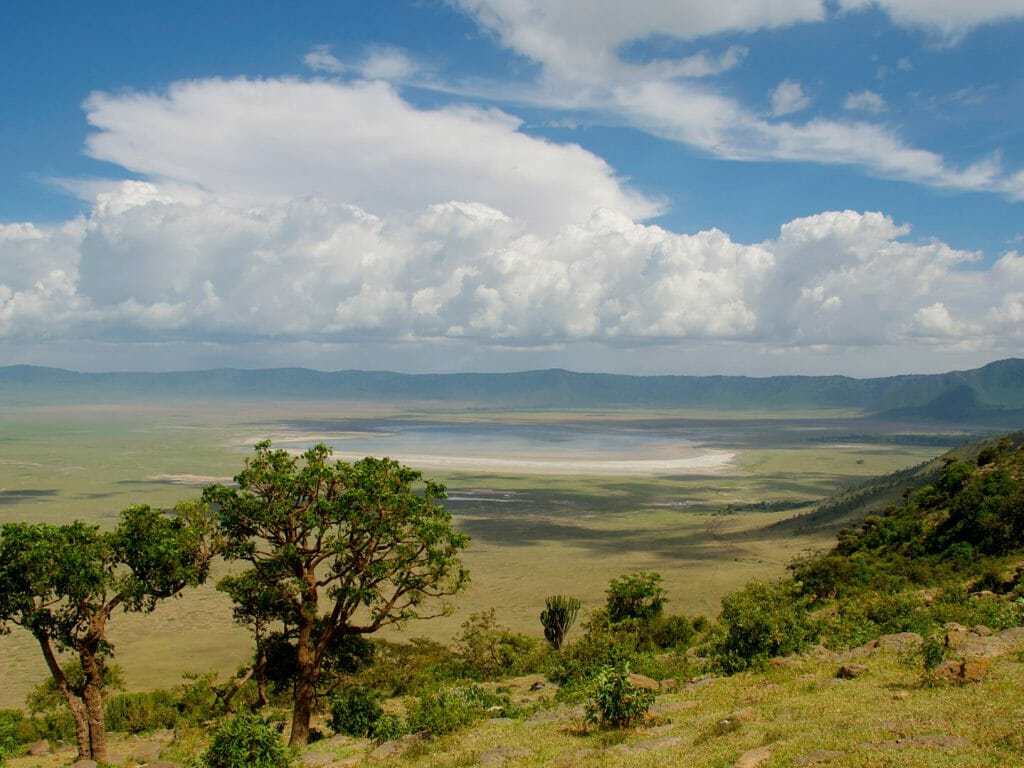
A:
[454, 609, 542, 680]
[405, 682, 506, 736]
[105, 690, 179, 733]
[649, 613, 698, 649]
[329, 688, 384, 738]
[370, 712, 406, 743]
[585, 663, 655, 729]
[606, 572, 667, 623]
[202, 713, 293, 768]
[0, 711, 23, 763]
[540, 595, 581, 651]
[710, 580, 812, 673]
[356, 638, 463, 696]
[921, 633, 947, 671]
[549, 609, 642, 686]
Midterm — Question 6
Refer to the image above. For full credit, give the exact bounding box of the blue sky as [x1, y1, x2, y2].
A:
[1, 1, 1022, 376]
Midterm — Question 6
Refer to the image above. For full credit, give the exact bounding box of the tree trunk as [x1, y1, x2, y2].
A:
[36, 634, 90, 760]
[288, 610, 320, 747]
[217, 667, 254, 714]
[80, 648, 108, 763]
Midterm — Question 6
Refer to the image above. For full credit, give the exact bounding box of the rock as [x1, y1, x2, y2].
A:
[628, 673, 660, 691]
[971, 590, 997, 599]
[971, 624, 994, 636]
[804, 644, 834, 660]
[369, 732, 423, 761]
[26, 739, 51, 756]
[794, 749, 845, 765]
[649, 700, 699, 715]
[836, 663, 869, 679]
[998, 626, 1024, 643]
[893, 690, 910, 700]
[69, 761, 99, 768]
[133, 740, 164, 762]
[659, 677, 679, 691]
[733, 746, 771, 767]
[529, 680, 546, 691]
[874, 632, 923, 651]
[932, 658, 992, 684]
[721, 707, 756, 725]
[300, 751, 337, 766]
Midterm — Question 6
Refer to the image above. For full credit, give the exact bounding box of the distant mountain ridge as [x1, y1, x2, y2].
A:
[2, 359, 1024, 424]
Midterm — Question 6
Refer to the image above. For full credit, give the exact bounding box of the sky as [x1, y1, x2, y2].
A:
[1, 1, 1022, 377]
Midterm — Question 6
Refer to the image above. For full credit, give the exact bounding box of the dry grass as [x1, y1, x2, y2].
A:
[0, 399, 951, 710]
[10, 643, 1019, 767]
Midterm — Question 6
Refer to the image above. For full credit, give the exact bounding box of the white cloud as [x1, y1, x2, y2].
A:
[3, 180, 1020, 371]
[359, 47, 418, 80]
[82, 78, 659, 232]
[446, 1, 1024, 201]
[770, 80, 811, 117]
[838, 0, 1024, 41]
[455, 0, 824, 81]
[844, 90, 887, 113]
[304, 45, 346, 74]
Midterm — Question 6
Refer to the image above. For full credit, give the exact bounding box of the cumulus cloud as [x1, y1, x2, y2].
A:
[2, 178, 1020, 371]
[82, 78, 658, 233]
[838, 0, 1024, 41]
[450, 0, 1024, 200]
[770, 80, 811, 117]
[844, 90, 887, 113]
[304, 45, 346, 74]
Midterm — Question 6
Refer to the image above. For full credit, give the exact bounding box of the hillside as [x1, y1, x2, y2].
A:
[4, 433, 1024, 767]
[2, 359, 1024, 423]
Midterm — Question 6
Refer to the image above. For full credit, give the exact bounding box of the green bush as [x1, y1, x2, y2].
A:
[105, 690, 180, 733]
[710, 580, 813, 673]
[405, 682, 506, 736]
[549, 609, 642, 686]
[370, 712, 406, 743]
[454, 609, 543, 680]
[649, 613, 698, 649]
[0, 711, 23, 763]
[329, 688, 384, 738]
[585, 663, 655, 729]
[921, 633, 947, 671]
[202, 713, 293, 768]
[606, 572, 666, 623]
[355, 638, 463, 696]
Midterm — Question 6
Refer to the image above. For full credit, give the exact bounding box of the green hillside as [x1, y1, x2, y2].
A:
[3, 359, 1024, 423]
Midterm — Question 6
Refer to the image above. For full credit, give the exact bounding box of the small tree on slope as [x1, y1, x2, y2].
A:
[203, 441, 469, 746]
[0, 502, 217, 762]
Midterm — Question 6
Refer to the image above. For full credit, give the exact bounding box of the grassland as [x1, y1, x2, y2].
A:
[0, 396, 962, 711]
[8, 640, 1024, 767]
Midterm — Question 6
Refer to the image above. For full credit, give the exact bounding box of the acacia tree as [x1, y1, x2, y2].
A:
[0, 502, 217, 762]
[203, 441, 470, 746]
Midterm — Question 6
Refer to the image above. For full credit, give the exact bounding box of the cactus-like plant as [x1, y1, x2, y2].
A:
[540, 595, 581, 651]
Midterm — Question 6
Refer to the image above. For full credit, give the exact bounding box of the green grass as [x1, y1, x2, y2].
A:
[0, 398, 958, 710]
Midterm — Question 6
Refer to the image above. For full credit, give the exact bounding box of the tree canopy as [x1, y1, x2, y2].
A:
[203, 440, 469, 745]
[0, 502, 217, 761]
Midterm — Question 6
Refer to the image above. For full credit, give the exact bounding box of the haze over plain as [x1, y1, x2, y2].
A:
[2, 1, 1022, 376]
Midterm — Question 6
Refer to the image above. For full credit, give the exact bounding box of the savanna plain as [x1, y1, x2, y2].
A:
[0, 394, 958, 712]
